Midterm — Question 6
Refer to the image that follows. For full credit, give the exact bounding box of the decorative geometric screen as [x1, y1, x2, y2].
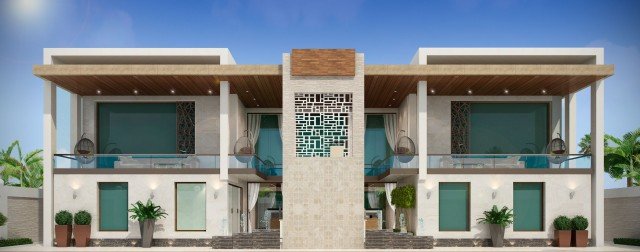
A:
[451, 102, 471, 154]
[176, 102, 196, 154]
[295, 93, 352, 157]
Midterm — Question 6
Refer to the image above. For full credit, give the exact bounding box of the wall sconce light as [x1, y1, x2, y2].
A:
[492, 191, 497, 199]
[150, 191, 155, 199]
[569, 191, 575, 199]
[73, 190, 78, 200]
[426, 191, 431, 199]
[214, 190, 219, 199]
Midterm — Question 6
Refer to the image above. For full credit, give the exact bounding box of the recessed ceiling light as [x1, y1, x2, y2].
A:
[388, 104, 392, 107]
[245, 90, 249, 93]
[170, 89, 176, 95]
[207, 89, 213, 95]
[541, 89, 547, 95]
[467, 89, 473, 95]
[133, 89, 139, 95]
[429, 89, 435, 94]
[96, 90, 102, 95]
[393, 90, 397, 93]
[253, 98, 256, 101]
[392, 98, 396, 101]
[256, 104, 260, 107]
[503, 89, 509, 95]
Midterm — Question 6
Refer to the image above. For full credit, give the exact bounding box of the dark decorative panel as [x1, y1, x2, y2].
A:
[177, 102, 196, 154]
[451, 102, 470, 154]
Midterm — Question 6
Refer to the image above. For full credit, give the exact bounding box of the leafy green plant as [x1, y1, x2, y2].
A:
[391, 185, 415, 209]
[0, 238, 33, 247]
[55, 210, 72, 225]
[553, 215, 572, 230]
[614, 238, 640, 246]
[0, 212, 7, 227]
[571, 215, 588, 230]
[74, 210, 92, 225]
[476, 205, 514, 227]
[0, 141, 43, 188]
[129, 199, 167, 222]
[378, 191, 387, 210]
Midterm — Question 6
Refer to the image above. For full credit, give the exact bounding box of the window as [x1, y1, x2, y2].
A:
[364, 115, 393, 176]
[98, 182, 128, 231]
[255, 114, 283, 176]
[439, 182, 470, 231]
[513, 182, 544, 231]
[175, 183, 206, 231]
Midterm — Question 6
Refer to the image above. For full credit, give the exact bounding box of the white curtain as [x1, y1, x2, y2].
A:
[383, 114, 397, 151]
[276, 114, 283, 142]
[247, 183, 261, 233]
[247, 114, 262, 148]
[367, 191, 380, 209]
[385, 183, 397, 228]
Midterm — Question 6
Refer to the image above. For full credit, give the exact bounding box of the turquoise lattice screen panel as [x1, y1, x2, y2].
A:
[295, 93, 352, 157]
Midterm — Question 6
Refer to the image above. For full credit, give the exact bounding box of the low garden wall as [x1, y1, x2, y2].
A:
[0, 184, 43, 242]
[605, 187, 640, 241]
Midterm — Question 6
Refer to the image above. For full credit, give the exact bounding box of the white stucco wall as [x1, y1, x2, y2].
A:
[53, 174, 230, 238]
[420, 174, 591, 239]
[81, 96, 220, 154]
[425, 96, 562, 155]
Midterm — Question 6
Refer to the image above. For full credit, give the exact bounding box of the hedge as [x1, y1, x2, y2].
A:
[614, 238, 640, 246]
[0, 238, 33, 247]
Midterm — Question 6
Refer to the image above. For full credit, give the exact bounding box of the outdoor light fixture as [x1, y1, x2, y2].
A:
[503, 89, 509, 95]
[170, 89, 176, 95]
[207, 89, 213, 95]
[426, 191, 431, 199]
[133, 89, 139, 95]
[541, 89, 547, 95]
[214, 190, 219, 199]
[96, 89, 102, 95]
[467, 89, 473, 95]
[73, 190, 78, 199]
[150, 191, 155, 199]
[429, 88, 435, 94]
[492, 191, 497, 199]
[570, 191, 575, 199]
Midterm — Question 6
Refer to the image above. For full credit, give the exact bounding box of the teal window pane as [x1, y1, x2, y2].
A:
[176, 183, 207, 231]
[364, 115, 393, 176]
[513, 183, 544, 231]
[439, 182, 469, 231]
[98, 103, 177, 155]
[99, 182, 128, 231]
[469, 103, 548, 155]
[255, 115, 282, 175]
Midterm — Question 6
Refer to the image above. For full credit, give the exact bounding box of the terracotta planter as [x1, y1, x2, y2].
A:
[555, 230, 571, 247]
[139, 219, 156, 248]
[572, 230, 588, 247]
[55, 225, 72, 247]
[73, 225, 91, 247]
[489, 224, 505, 247]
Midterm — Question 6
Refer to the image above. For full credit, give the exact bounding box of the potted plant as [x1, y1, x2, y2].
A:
[129, 199, 167, 248]
[390, 185, 415, 233]
[54, 210, 73, 247]
[571, 215, 589, 247]
[477, 205, 513, 247]
[73, 210, 91, 247]
[553, 215, 572, 247]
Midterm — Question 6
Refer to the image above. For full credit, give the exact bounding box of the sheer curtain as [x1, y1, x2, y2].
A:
[367, 191, 380, 209]
[385, 183, 397, 228]
[383, 114, 397, 151]
[247, 114, 262, 148]
[247, 183, 261, 233]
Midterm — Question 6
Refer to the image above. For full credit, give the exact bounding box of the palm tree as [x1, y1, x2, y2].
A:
[604, 128, 640, 187]
[578, 134, 592, 154]
[0, 141, 43, 188]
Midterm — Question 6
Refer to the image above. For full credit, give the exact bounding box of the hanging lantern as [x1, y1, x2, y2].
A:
[234, 130, 254, 163]
[548, 133, 567, 155]
[395, 130, 416, 163]
[74, 133, 95, 164]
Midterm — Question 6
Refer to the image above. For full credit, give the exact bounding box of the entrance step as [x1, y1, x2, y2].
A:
[213, 230, 280, 249]
[365, 230, 434, 249]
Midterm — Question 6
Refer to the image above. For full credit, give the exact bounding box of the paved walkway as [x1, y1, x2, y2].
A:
[2, 244, 639, 251]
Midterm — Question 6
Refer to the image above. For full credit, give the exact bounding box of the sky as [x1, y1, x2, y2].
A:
[0, 0, 639, 188]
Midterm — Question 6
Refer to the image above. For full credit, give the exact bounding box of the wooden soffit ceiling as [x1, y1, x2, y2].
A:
[33, 64, 613, 108]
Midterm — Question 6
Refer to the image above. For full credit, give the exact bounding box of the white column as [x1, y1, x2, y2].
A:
[43, 82, 57, 247]
[220, 81, 229, 181]
[416, 81, 428, 236]
[590, 80, 605, 246]
[70, 94, 82, 150]
[564, 93, 577, 154]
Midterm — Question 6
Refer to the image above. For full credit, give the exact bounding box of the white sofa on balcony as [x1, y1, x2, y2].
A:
[114, 156, 200, 169]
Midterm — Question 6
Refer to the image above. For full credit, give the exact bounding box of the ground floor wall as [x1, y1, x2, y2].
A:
[53, 174, 229, 239]
[412, 174, 591, 239]
[604, 187, 640, 241]
[0, 185, 43, 242]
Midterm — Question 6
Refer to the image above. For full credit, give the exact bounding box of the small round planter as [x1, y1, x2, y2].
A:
[54, 225, 72, 247]
[73, 225, 91, 247]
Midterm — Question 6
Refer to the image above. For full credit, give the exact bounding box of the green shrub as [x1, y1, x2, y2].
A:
[129, 199, 167, 222]
[390, 185, 416, 209]
[0, 212, 6, 227]
[54, 210, 72, 225]
[74, 210, 92, 225]
[571, 215, 588, 230]
[476, 205, 514, 227]
[0, 238, 33, 247]
[613, 238, 640, 246]
[553, 215, 572, 230]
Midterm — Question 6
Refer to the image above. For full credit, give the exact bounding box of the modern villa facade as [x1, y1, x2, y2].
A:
[34, 48, 613, 249]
